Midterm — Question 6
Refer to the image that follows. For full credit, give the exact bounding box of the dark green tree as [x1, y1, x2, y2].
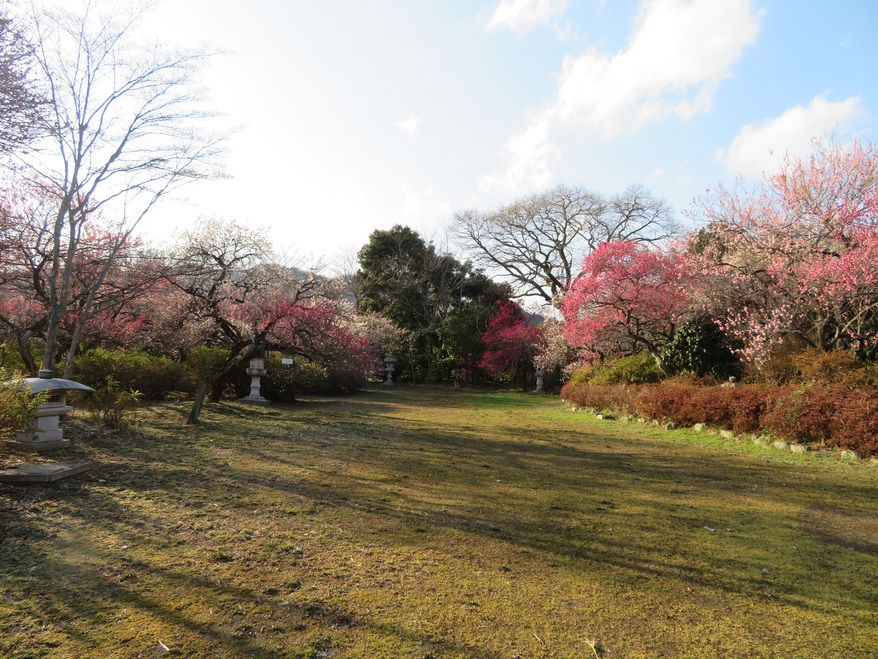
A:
[660, 317, 740, 379]
[355, 225, 509, 382]
[0, 9, 45, 152]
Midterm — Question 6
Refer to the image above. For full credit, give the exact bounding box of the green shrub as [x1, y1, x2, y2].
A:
[260, 355, 331, 401]
[566, 368, 590, 386]
[0, 369, 48, 437]
[580, 352, 664, 386]
[84, 376, 142, 429]
[185, 346, 229, 383]
[73, 348, 189, 400]
[661, 318, 740, 379]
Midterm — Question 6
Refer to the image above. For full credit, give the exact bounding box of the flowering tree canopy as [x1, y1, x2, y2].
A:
[479, 300, 544, 384]
[686, 138, 878, 362]
[562, 240, 691, 366]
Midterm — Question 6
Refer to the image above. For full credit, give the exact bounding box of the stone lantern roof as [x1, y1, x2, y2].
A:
[15, 370, 95, 394]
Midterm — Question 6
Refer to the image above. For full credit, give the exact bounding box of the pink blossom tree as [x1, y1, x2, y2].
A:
[0, 179, 156, 374]
[686, 138, 878, 362]
[165, 218, 375, 423]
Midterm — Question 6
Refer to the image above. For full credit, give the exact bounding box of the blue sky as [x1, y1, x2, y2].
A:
[140, 0, 877, 265]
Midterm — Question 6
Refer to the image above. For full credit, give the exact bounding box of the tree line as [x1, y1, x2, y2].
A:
[2, 1, 875, 426]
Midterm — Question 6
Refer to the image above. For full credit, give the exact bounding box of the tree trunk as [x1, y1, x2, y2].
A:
[15, 332, 37, 375]
[187, 380, 210, 425]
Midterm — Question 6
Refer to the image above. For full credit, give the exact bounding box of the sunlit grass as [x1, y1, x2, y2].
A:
[1, 386, 876, 657]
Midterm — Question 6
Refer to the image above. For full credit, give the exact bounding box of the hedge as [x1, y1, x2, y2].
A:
[561, 380, 878, 456]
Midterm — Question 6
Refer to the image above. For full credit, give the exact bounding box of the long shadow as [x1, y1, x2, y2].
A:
[95, 401, 878, 626]
[1, 476, 506, 658]
[4, 389, 877, 654]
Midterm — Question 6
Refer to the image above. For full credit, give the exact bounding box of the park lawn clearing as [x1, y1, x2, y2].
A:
[1, 386, 877, 658]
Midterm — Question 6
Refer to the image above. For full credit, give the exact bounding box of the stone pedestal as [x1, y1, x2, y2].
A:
[9, 397, 75, 451]
[3, 371, 93, 453]
[240, 357, 268, 404]
[534, 368, 546, 394]
[382, 353, 397, 386]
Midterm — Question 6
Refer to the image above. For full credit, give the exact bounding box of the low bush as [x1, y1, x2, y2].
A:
[632, 380, 698, 424]
[0, 369, 48, 437]
[562, 377, 878, 456]
[84, 377, 142, 429]
[793, 348, 867, 387]
[761, 387, 834, 443]
[568, 352, 664, 387]
[830, 387, 878, 454]
[560, 382, 642, 415]
[73, 348, 189, 400]
[685, 385, 779, 434]
[260, 356, 331, 401]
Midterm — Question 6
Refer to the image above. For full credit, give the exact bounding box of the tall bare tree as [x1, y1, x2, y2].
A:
[12, 0, 224, 374]
[453, 184, 677, 306]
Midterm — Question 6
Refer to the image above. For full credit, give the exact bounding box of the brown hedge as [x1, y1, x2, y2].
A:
[560, 381, 878, 456]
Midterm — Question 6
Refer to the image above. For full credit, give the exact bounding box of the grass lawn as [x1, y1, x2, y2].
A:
[1, 386, 877, 658]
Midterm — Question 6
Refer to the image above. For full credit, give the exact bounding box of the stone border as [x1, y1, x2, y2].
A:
[563, 401, 874, 464]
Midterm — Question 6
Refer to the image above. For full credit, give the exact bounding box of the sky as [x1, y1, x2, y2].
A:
[135, 0, 877, 266]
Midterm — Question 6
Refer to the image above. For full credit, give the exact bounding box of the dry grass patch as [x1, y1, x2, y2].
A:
[1, 386, 877, 657]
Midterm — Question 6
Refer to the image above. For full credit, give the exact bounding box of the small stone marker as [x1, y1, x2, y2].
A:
[0, 462, 92, 484]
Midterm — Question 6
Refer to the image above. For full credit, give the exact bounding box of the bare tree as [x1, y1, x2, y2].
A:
[453, 184, 677, 306]
[13, 0, 224, 374]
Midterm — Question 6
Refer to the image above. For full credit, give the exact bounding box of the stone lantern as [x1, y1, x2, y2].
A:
[534, 367, 546, 394]
[382, 353, 397, 386]
[240, 351, 269, 403]
[7, 369, 95, 452]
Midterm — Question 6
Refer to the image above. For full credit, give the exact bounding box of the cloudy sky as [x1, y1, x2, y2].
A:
[140, 0, 876, 264]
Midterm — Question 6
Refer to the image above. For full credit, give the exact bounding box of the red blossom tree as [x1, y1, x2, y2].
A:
[0, 179, 156, 374]
[479, 300, 544, 386]
[562, 240, 691, 368]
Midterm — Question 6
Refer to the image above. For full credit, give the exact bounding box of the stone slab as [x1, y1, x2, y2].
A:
[0, 462, 92, 484]
[4, 438, 71, 452]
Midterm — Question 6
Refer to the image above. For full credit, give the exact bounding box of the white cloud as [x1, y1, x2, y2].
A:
[480, 119, 560, 194]
[718, 96, 863, 178]
[547, 0, 761, 139]
[395, 116, 421, 134]
[482, 0, 760, 194]
[486, 0, 568, 34]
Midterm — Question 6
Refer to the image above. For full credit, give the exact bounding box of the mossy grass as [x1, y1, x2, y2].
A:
[1, 386, 876, 657]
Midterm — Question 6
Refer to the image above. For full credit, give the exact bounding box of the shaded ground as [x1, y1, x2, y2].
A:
[1, 386, 876, 658]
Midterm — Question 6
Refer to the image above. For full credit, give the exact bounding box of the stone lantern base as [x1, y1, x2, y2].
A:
[239, 357, 269, 404]
[7, 403, 74, 451]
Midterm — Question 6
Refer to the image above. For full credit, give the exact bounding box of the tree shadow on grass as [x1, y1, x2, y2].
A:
[4, 390, 877, 655]
[0, 476, 506, 659]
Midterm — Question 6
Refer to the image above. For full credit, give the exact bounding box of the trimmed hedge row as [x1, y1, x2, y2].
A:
[561, 380, 878, 456]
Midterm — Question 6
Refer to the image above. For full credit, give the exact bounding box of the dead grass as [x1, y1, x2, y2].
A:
[1, 386, 877, 658]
